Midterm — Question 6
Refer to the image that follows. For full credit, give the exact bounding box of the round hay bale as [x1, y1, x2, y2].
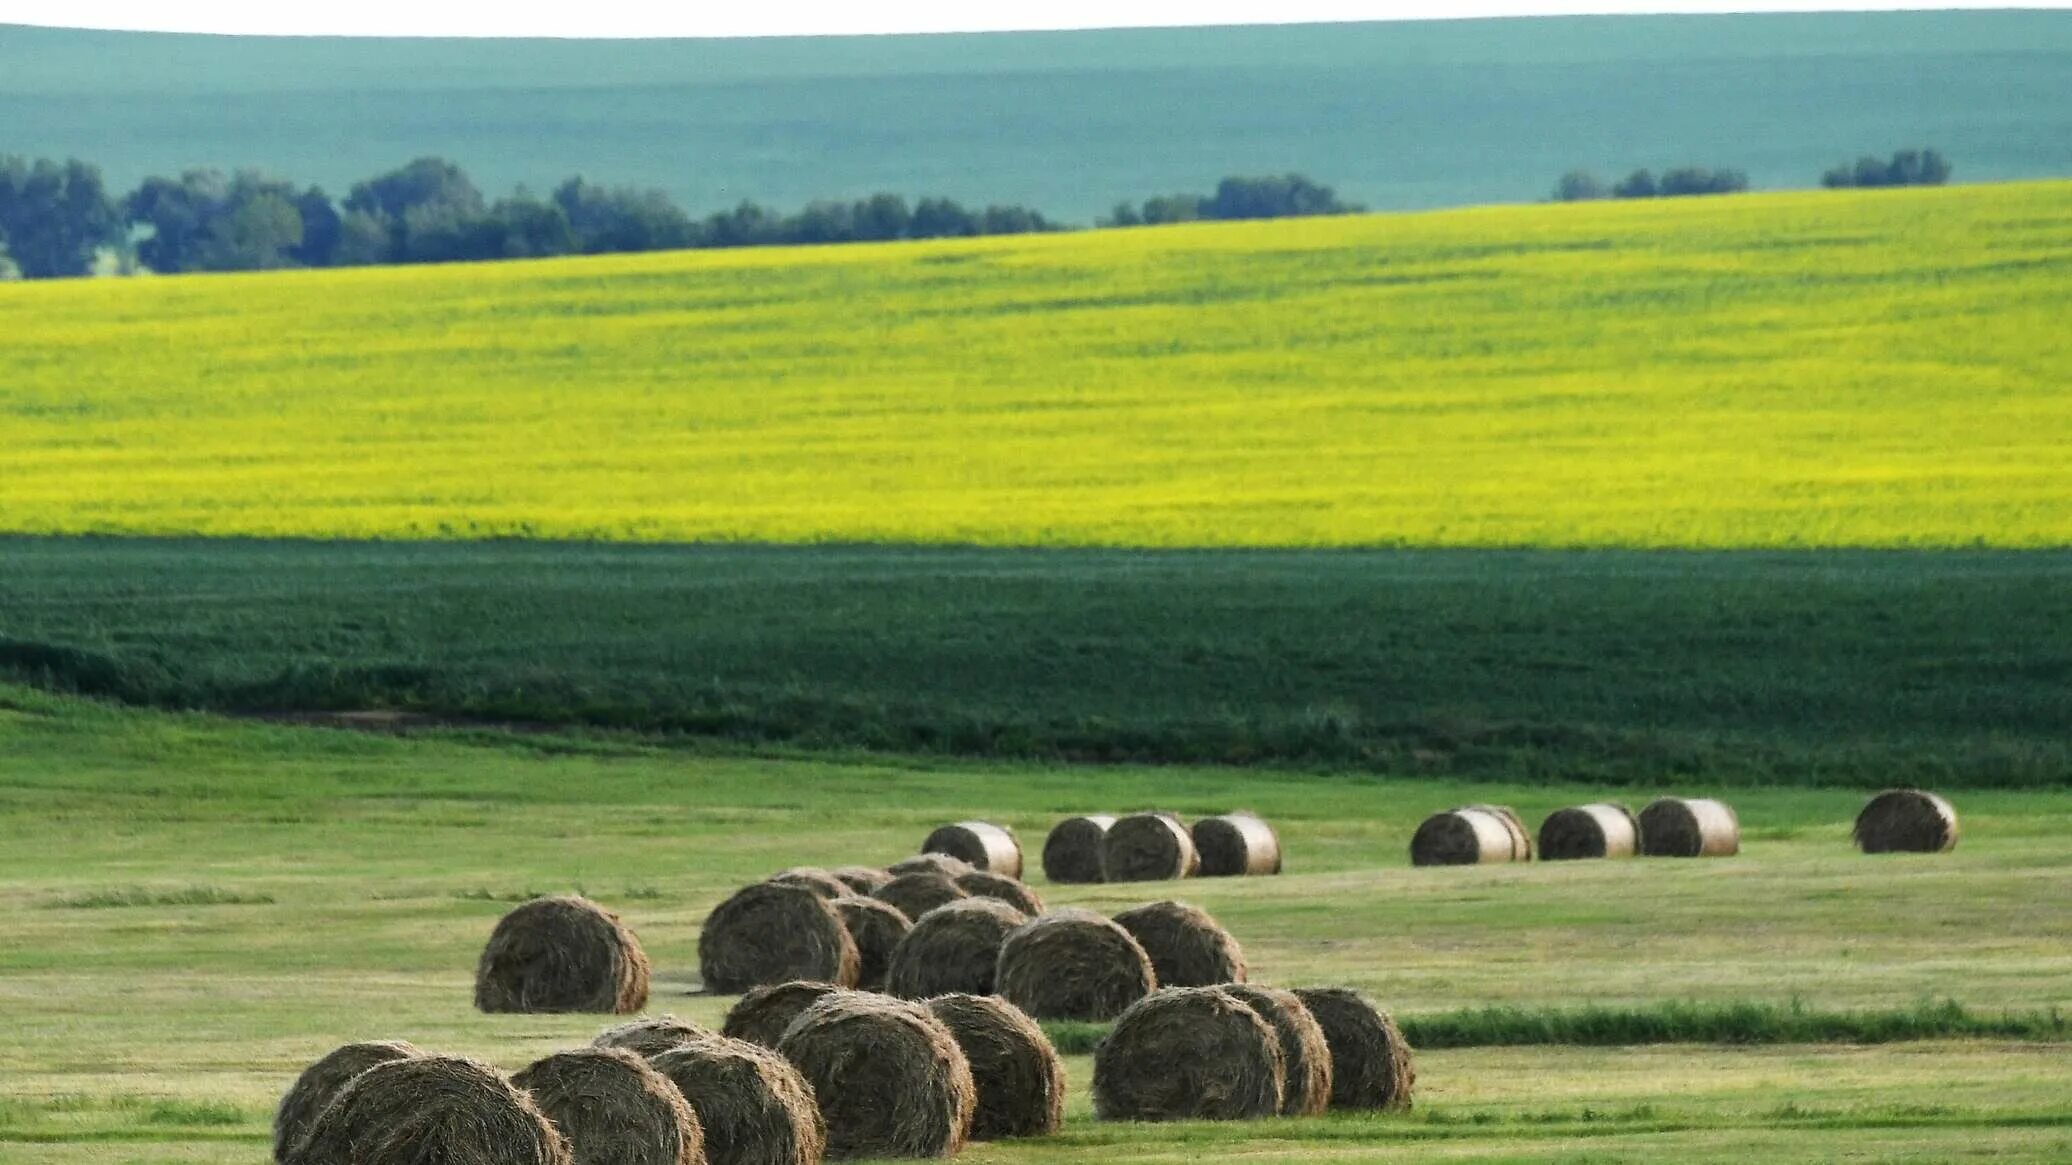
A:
[649, 1036, 824, 1165]
[884, 897, 1029, 999]
[872, 870, 969, 922]
[699, 882, 861, 994]
[1192, 813, 1283, 877]
[832, 895, 911, 990]
[1111, 900, 1245, 987]
[1855, 789, 1960, 854]
[1041, 815, 1114, 884]
[274, 1040, 422, 1163]
[475, 895, 651, 1014]
[1221, 984, 1332, 1117]
[993, 907, 1156, 1021]
[1291, 987, 1415, 1112]
[512, 1047, 702, 1165]
[290, 1054, 569, 1165]
[954, 869, 1046, 915]
[924, 993, 1065, 1140]
[775, 993, 976, 1160]
[1538, 803, 1641, 861]
[1638, 797, 1742, 858]
[922, 821, 1024, 879]
[1409, 807, 1521, 866]
[1101, 813, 1199, 882]
[1461, 803, 1533, 860]
[887, 853, 975, 879]
[724, 980, 856, 1049]
[831, 866, 893, 895]
[1091, 986, 1284, 1121]
[593, 1015, 710, 1060]
[766, 868, 851, 900]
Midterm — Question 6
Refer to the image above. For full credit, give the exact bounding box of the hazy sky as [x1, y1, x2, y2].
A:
[0, 0, 2060, 38]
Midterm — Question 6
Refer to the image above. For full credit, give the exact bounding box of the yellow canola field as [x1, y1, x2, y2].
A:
[3, 182, 2068, 547]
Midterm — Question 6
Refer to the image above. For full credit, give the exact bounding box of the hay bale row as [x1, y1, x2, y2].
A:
[284, 1053, 570, 1165]
[885, 897, 1028, 999]
[1638, 797, 1741, 858]
[1855, 789, 1959, 854]
[700, 882, 861, 993]
[476, 895, 650, 1015]
[1042, 815, 1114, 883]
[1193, 813, 1283, 876]
[1409, 806, 1526, 867]
[922, 821, 1024, 879]
[1292, 987, 1415, 1112]
[924, 994, 1066, 1140]
[1221, 984, 1332, 1117]
[275, 1041, 423, 1162]
[1102, 812, 1200, 882]
[512, 1047, 702, 1165]
[777, 993, 976, 1160]
[649, 1035, 825, 1165]
[1537, 803, 1640, 861]
[1092, 986, 1285, 1120]
[994, 907, 1155, 1021]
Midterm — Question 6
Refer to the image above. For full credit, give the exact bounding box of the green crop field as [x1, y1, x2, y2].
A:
[4, 181, 2069, 548]
[2, 685, 2068, 1163]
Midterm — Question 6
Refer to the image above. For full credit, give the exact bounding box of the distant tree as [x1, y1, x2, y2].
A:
[0, 155, 123, 278]
[1138, 194, 1205, 225]
[702, 201, 783, 248]
[331, 210, 392, 266]
[1553, 170, 1608, 201]
[1102, 200, 1144, 228]
[909, 197, 979, 239]
[292, 188, 343, 267]
[851, 193, 911, 242]
[552, 177, 699, 254]
[0, 231, 17, 280]
[1657, 166, 1747, 197]
[979, 204, 1056, 235]
[475, 192, 575, 260]
[1612, 169, 1658, 199]
[787, 200, 856, 245]
[1824, 148, 1951, 189]
[345, 157, 486, 261]
[1203, 173, 1353, 220]
[128, 169, 310, 272]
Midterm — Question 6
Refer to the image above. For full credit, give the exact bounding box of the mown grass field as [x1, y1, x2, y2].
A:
[4, 182, 2069, 548]
[2, 685, 2069, 1163]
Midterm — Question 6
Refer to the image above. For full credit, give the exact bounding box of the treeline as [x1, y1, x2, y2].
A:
[1, 152, 1355, 280]
[1551, 147, 1951, 203]
[1821, 148, 1952, 189]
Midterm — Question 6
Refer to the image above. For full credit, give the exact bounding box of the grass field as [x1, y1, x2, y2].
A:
[4, 182, 2069, 548]
[2, 685, 2068, 1162]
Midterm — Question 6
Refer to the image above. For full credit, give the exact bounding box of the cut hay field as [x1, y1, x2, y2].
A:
[4, 182, 2070, 549]
[3, 685, 2069, 1163]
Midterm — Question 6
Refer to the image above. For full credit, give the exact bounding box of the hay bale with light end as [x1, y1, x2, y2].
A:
[1638, 797, 1741, 858]
[831, 867, 893, 895]
[887, 853, 975, 878]
[832, 895, 911, 990]
[1221, 984, 1332, 1117]
[885, 897, 1029, 999]
[1409, 807, 1523, 866]
[954, 869, 1045, 915]
[872, 870, 969, 922]
[1102, 813, 1199, 882]
[699, 882, 860, 993]
[724, 981, 856, 1049]
[1112, 900, 1245, 987]
[993, 907, 1156, 1021]
[476, 895, 650, 1014]
[274, 1040, 422, 1163]
[924, 993, 1065, 1140]
[1192, 813, 1283, 876]
[1855, 789, 1960, 854]
[1537, 803, 1641, 861]
[766, 868, 851, 900]
[648, 1037, 824, 1165]
[1042, 815, 1114, 883]
[1461, 803, 1533, 860]
[923, 821, 1024, 878]
[776, 993, 976, 1160]
[1092, 986, 1284, 1121]
[289, 1054, 569, 1165]
[512, 1047, 702, 1165]
[1291, 987, 1414, 1112]
[594, 1015, 709, 1059]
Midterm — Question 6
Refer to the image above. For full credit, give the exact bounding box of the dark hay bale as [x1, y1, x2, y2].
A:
[593, 1015, 709, 1059]
[1638, 797, 1742, 858]
[274, 1040, 422, 1163]
[887, 853, 975, 878]
[512, 1047, 701, 1165]
[1221, 984, 1332, 1117]
[290, 1054, 569, 1165]
[766, 868, 851, 900]
[1538, 803, 1641, 861]
[1409, 808, 1523, 866]
[649, 1036, 825, 1165]
[1091, 986, 1284, 1121]
[954, 869, 1046, 915]
[832, 895, 911, 990]
[1855, 789, 1960, 854]
[924, 993, 1065, 1140]
[1041, 815, 1114, 884]
[872, 870, 970, 922]
[1111, 900, 1245, 987]
[1192, 813, 1283, 877]
[776, 993, 976, 1160]
[1101, 813, 1200, 882]
[993, 907, 1156, 1021]
[884, 897, 1029, 999]
[475, 895, 651, 1014]
[922, 821, 1024, 878]
[1291, 987, 1415, 1112]
[1461, 804, 1533, 860]
[700, 882, 861, 993]
[724, 980, 856, 1048]
[831, 866, 893, 895]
